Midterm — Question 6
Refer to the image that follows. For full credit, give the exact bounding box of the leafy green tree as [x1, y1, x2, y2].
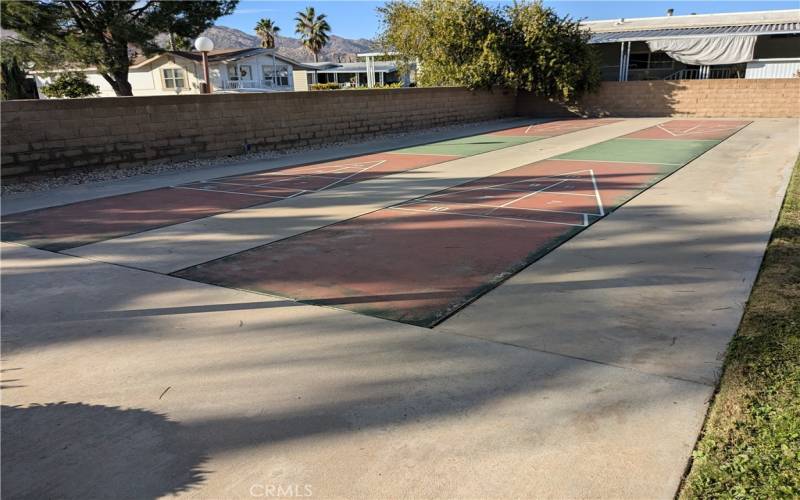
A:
[501, 2, 599, 101]
[378, 0, 504, 89]
[0, 1, 238, 97]
[40, 71, 99, 98]
[167, 32, 193, 51]
[378, 0, 599, 100]
[1, 57, 32, 100]
[294, 7, 331, 62]
[255, 18, 280, 49]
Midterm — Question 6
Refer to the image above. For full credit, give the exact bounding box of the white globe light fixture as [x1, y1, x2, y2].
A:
[195, 37, 214, 94]
[194, 36, 214, 52]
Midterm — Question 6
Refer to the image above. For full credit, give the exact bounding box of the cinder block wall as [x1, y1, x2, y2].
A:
[3, 79, 798, 180]
[517, 79, 800, 118]
[1, 87, 515, 179]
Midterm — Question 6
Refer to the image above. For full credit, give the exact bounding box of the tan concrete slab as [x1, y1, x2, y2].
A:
[2, 242, 710, 499]
[438, 118, 800, 385]
[67, 118, 668, 274]
[2, 118, 536, 216]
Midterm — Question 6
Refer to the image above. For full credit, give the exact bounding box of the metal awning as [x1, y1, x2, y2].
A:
[589, 22, 800, 43]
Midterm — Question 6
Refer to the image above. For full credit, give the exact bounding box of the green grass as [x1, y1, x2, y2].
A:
[680, 156, 800, 499]
[393, 134, 540, 157]
[555, 138, 719, 166]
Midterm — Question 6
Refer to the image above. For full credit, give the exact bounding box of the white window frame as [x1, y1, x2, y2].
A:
[262, 65, 275, 87]
[162, 68, 185, 89]
[276, 65, 289, 86]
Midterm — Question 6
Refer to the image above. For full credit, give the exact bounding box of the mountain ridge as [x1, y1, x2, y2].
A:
[199, 26, 376, 63]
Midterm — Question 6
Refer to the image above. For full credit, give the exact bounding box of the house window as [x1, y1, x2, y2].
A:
[162, 68, 185, 89]
[239, 65, 252, 80]
[648, 52, 675, 69]
[227, 65, 238, 81]
[262, 65, 275, 86]
[628, 53, 650, 70]
[629, 52, 675, 70]
[277, 66, 289, 86]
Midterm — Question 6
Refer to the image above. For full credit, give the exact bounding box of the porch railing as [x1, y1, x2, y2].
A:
[217, 80, 285, 90]
[664, 68, 741, 80]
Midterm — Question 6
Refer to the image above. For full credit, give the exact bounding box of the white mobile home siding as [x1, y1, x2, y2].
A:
[746, 58, 800, 79]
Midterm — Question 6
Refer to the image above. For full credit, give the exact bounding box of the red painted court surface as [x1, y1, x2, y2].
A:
[0, 188, 265, 252]
[623, 119, 751, 141]
[487, 118, 620, 137]
[175, 119, 748, 327]
[175, 152, 456, 200]
[2, 118, 617, 252]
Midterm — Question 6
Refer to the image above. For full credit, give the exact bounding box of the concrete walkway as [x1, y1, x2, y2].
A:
[2, 118, 797, 499]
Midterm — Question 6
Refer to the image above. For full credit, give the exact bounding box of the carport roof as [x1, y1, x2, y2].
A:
[589, 22, 800, 43]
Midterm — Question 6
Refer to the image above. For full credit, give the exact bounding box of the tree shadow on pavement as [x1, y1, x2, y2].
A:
[1, 402, 208, 500]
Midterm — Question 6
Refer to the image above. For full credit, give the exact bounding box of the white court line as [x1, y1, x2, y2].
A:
[424, 169, 595, 200]
[171, 186, 292, 199]
[653, 123, 742, 138]
[491, 179, 572, 210]
[587, 169, 606, 217]
[657, 123, 700, 137]
[251, 174, 340, 188]
[243, 160, 386, 189]
[399, 198, 602, 217]
[313, 159, 387, 191]
[479, 186, 595, 197]
[388, 205, 588, 227]
[185, 180, 269, 188]
[174, 160, 387, 201]
[408, 166, 605, 217]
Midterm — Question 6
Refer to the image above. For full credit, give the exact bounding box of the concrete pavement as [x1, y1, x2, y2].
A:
[2, 243, 710, 499]
[2, 118, 797, 498]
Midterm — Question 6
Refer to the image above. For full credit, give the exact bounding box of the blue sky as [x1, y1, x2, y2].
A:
[216, 1, 799, 40]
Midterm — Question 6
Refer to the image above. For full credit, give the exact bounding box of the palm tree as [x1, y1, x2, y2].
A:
[294, 7, 331, 63]
[254, 18, 280, 49]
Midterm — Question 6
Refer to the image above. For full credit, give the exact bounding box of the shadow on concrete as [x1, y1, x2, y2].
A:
[1, 402, 208, 500]
[0, 199, 749, 495]
[1, 201, 768, 349]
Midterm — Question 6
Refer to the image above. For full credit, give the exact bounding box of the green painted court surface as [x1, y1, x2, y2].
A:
[394, 134, 540, 156]
[556, 138, 721, 165]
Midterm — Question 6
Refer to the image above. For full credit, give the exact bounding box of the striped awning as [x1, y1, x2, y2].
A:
[589, 22, 800, 43]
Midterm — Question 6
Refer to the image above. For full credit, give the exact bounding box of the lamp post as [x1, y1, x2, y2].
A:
[194, 36, 214, 94]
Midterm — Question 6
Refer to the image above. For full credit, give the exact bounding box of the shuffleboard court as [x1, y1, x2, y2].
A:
[175, 119, 750, 327]
[175, 153, 455, 198]
[0, 188, 266, 252]
[2, 118, 620, 252]
[554, 138, 717, 165]
[394, 118, 621, 156]
[623, 119, 751, 141]
[487, 118, 621, 137]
